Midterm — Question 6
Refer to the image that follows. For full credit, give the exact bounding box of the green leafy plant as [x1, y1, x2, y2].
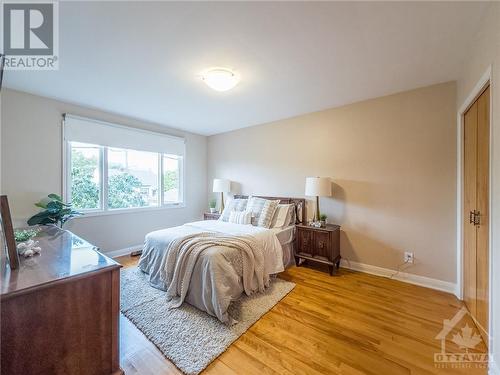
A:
[14, 228, 40, 243]
[164, 169, 179, 193]
[27, 194, 83, 228]
[108, 173, 146, 209]
[70, 150, 100, 209]
[319, 214, 327, 221]
[209, 199, 217, 209]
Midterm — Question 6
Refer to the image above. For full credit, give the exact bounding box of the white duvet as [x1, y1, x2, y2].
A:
[138, 220, 284, 323]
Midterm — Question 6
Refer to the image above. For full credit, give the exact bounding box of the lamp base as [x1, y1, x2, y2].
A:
[314, 196, 320, 222]
[219, 192, 224, 214]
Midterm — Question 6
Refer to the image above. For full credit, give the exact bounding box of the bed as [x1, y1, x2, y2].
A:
[138, 196, 305, 324]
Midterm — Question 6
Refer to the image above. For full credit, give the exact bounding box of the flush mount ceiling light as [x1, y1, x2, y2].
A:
[200, 68, 240, 92]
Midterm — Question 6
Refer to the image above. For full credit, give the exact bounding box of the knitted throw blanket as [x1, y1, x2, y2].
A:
[163, 232, 268, 308]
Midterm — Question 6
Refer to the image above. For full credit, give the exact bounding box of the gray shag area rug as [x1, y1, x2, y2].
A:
[120, 267, 295, 375]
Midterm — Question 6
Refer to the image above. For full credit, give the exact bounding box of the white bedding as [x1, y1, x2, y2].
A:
[187, 220, 285, 274]
[138, 220, 286, 323]
[271, 225, 296, 267]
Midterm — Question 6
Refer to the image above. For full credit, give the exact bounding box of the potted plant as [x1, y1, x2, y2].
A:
[27, 193, 83, 228]
[209, 198, 217, 213]
[319, 214, 327, 227]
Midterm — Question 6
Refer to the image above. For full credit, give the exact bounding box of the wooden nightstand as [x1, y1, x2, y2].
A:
[204, 212, 221, 220]
[295, 224, 341, 275]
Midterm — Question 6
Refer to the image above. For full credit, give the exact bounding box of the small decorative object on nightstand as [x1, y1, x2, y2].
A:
[295, 223, 341, 275]
[319, 214, 327, 228]
[204, 212, 221, 220]
[209, 198, 217, 213]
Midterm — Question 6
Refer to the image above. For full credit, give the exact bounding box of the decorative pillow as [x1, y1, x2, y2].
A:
[245, 196, 268, 225]
[257, 199, 280, 228]
[219, 198, 248, 222]
[228, 210, 252, 225]
[287, 204, 297, 225]
[270, 204, 294, 228]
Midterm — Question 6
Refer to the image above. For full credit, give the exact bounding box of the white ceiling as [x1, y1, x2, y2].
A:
[4, 1, 489, 135]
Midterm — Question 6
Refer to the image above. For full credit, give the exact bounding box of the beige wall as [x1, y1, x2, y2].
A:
[1, 89, 208, 253]
[457, 1, 500, 367]
[208, 82, 457, 282]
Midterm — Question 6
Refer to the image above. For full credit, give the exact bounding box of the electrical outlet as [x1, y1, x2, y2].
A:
[404, 252, 414, 264]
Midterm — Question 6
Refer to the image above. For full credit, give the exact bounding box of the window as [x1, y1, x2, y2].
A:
[163, 155, 182, 204]
[108, 147, 159, 209]
[70, 142, 101, 210]
[64, 115, 185, 213]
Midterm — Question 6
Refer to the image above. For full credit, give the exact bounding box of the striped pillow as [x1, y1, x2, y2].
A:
[270, 204, 294, 228]
[228, 210, 252, 225]
[257, 199, 280, 228]
[219, 198, 248, 222]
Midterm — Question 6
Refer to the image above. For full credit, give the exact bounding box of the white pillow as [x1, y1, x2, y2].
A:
[270, 204, 294, 228]
[219, 198, 248, 222]
[228, 210, 252, 225]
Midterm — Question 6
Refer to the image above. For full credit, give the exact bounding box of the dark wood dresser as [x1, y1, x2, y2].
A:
[295, 224, 341, 275]
[1, 226, 123, 375]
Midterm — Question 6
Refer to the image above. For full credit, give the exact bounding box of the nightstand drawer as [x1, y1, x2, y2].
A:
[204, 212, 221, 220]
[314, 231, 331, 260]
[297, 227, 314, 255]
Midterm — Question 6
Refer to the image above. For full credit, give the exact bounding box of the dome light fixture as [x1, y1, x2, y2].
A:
[200, 68, 240, 92]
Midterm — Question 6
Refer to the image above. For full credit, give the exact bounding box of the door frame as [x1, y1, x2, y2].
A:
[456, 65, 493, 347]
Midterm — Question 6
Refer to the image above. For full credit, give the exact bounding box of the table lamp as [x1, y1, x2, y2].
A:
[212, 178, 230, 213]
[305, 177, 332, 222]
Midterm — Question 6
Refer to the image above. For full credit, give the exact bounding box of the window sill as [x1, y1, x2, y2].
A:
[72, 203, 186, 219]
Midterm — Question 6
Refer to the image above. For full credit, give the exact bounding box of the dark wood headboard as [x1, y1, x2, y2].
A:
[233, 195, 306, 224]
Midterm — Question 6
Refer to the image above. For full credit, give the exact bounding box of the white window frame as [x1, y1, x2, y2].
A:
[162, 153, 184, 206]
[62, 123, 186, 217]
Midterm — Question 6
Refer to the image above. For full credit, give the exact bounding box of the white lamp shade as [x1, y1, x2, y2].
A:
[305, 177, 332, 197]
[213, 178, 231, 193]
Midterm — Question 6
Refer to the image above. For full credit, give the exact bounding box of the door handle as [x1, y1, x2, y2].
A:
[474, 211, 481, 226]
[470, 210, 481, 226]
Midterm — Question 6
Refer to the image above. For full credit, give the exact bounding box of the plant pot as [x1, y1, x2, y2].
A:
[320, 220, 326, 227]
[209, 208, 216, 213]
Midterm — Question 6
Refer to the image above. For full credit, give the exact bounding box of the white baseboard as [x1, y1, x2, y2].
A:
[105, 244, 142, 259]
[490, 357, 500, 375]
[340, 259, 456, 294]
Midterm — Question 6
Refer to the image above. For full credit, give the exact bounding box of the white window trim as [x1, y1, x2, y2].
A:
[62, 118, 186, 217]
[162, 154, 185, 206]
[101, 146, 107, 211]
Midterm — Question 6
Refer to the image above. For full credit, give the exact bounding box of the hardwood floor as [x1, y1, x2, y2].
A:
[116, 256, 488, 375]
